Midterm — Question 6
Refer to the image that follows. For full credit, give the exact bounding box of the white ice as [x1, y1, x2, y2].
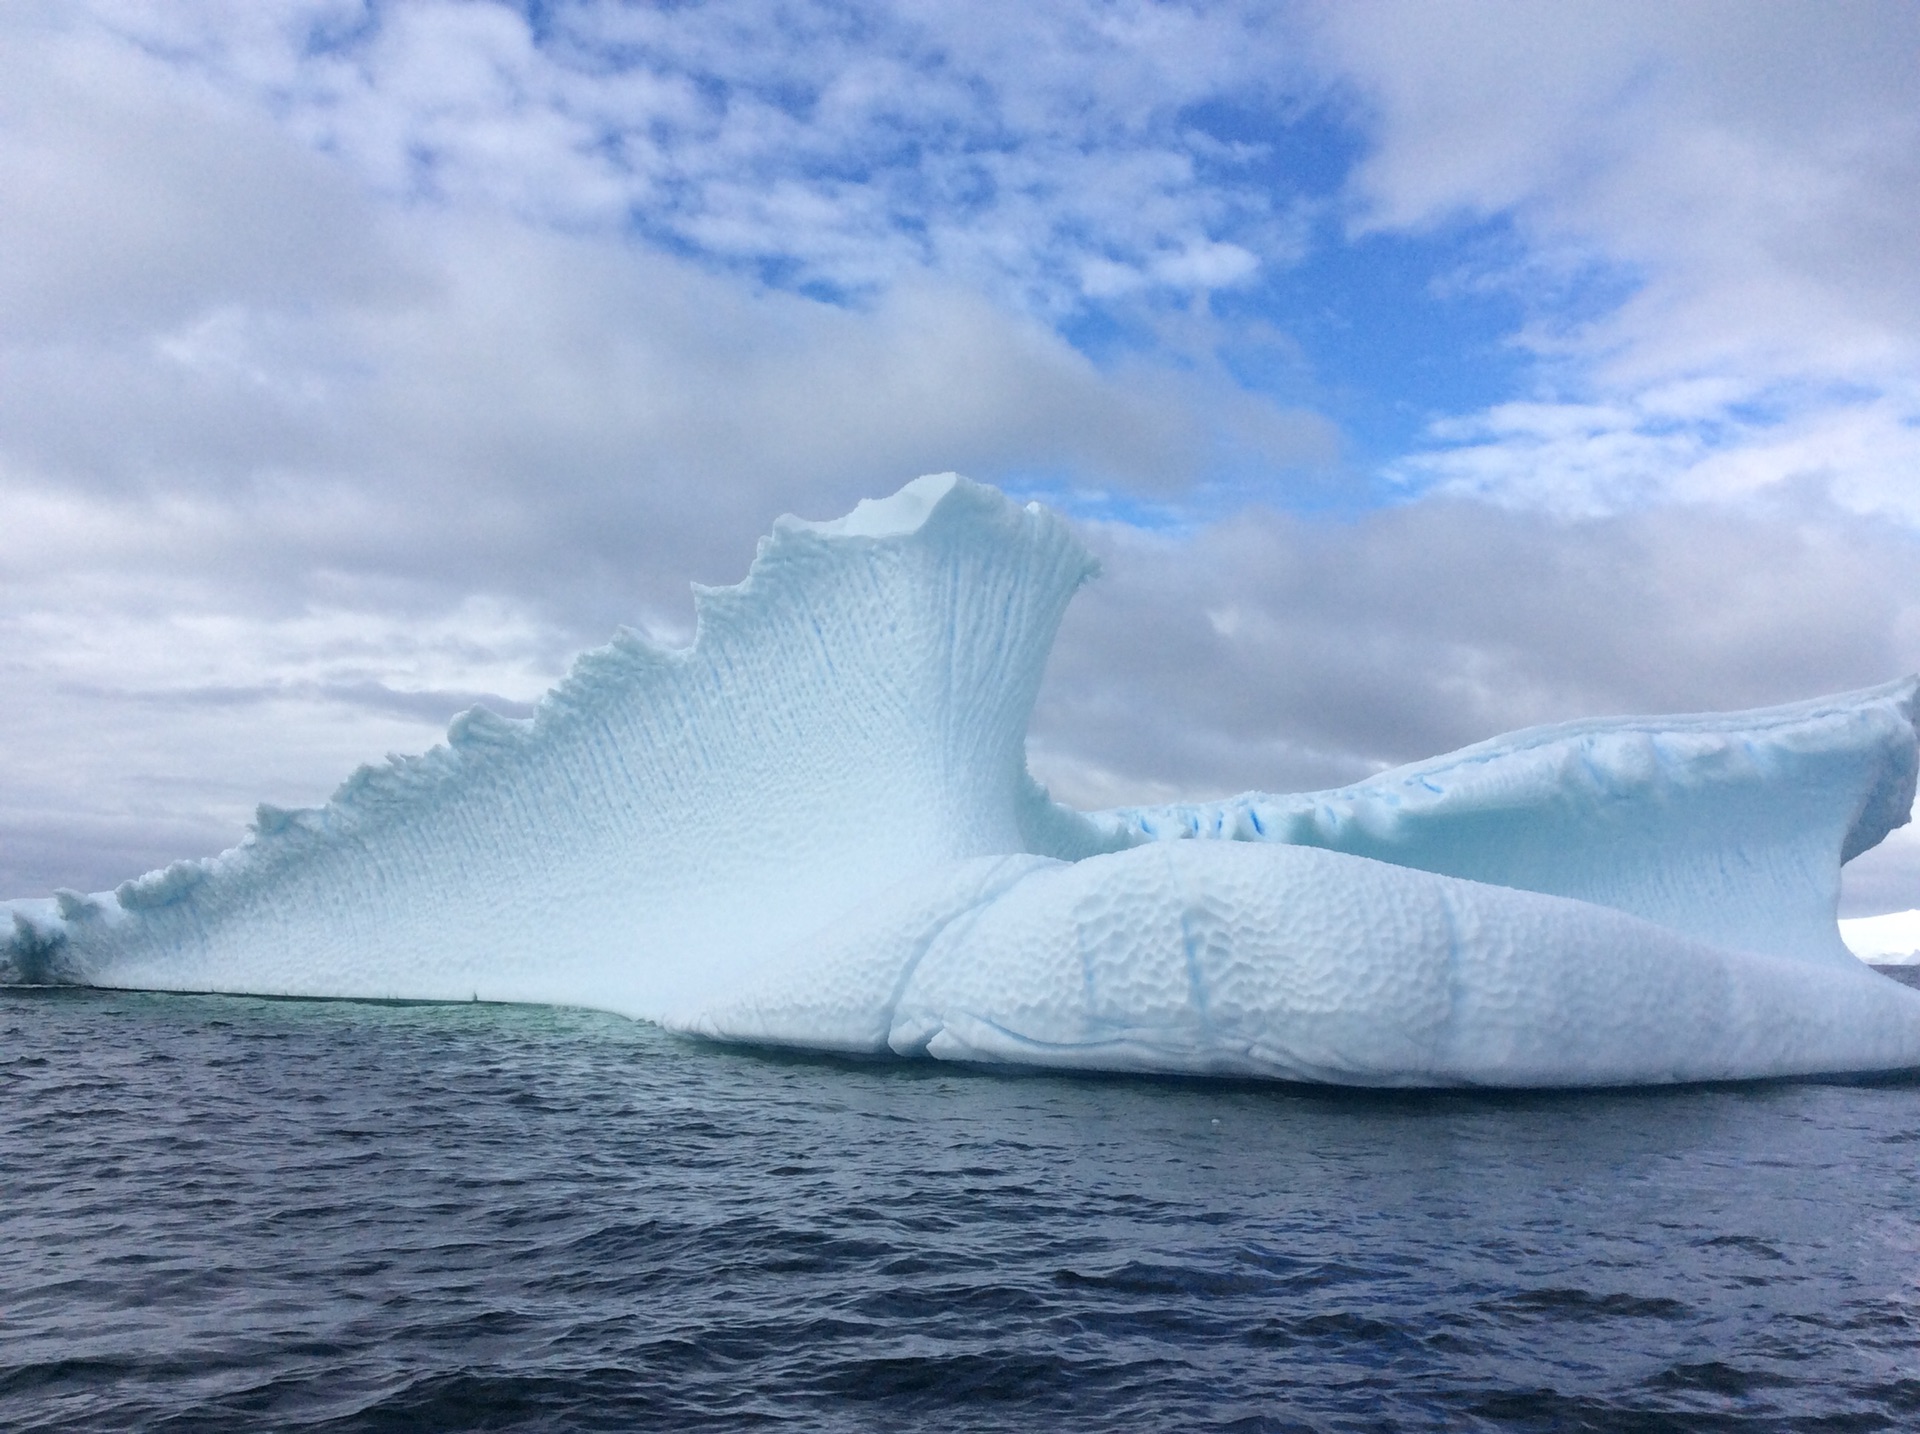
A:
[1842, 910, 1920, 965]
[8, 475, 1920, 1086]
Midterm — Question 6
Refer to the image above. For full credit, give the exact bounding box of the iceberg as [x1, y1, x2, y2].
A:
[8, 474, 1920, 1086]
[1842, 910, 1920, 965]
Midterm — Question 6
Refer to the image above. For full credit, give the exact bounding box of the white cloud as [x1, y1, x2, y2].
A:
[0, 4, 1337, 894]
[79, 0, 1311, 309]
[1316, 0, 1920, 514]
[1390, 388, 1920, 521]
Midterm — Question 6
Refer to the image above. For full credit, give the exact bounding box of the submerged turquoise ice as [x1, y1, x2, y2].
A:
[8, 476, 1920, 1085]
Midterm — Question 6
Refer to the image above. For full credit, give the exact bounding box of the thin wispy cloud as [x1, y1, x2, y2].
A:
[89, 0, 1308, 308]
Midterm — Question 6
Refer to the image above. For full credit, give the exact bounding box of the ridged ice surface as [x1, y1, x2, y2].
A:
[8, 475, 1920, 1086]
[1094, 684, 1920, 970]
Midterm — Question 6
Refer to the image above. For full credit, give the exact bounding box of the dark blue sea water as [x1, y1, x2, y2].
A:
[7, 980, 1920, 1433]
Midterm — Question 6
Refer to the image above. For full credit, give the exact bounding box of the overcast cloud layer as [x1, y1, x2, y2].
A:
[4, 1, 1920, 918]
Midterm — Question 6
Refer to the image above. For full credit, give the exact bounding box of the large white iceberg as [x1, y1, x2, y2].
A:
[8, 475, 1920, 1086]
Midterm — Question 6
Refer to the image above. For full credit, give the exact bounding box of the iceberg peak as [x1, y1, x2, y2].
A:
[780, 471, 963, 539]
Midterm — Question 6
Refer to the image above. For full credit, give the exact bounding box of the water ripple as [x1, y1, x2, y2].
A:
[7, 985, 1920, 1431]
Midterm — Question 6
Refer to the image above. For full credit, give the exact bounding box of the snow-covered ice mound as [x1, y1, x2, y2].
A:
[8, 475, 1920, 1086]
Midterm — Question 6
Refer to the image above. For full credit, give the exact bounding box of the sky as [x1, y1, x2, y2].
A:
[5, 0, 1920, 913]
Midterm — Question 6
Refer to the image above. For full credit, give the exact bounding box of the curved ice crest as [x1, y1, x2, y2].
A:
[8, 474, 1920, 1086]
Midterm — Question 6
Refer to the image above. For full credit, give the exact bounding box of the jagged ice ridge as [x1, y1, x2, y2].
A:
[8, 475, 1920, 1086]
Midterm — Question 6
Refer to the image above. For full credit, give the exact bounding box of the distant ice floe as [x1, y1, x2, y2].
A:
[1842, 910, 1920, 966]
[8, 474, 1920, 1086]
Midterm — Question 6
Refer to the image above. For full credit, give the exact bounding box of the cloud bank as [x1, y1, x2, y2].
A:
[4, 1, 1919, 918]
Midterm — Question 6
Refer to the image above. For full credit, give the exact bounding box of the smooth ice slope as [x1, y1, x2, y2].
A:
[8, 475, 1920, 1086]
[690, 844, 1920, 1085]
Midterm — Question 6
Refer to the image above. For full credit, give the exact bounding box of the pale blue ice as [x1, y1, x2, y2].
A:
[8, 475, 1920, 1085]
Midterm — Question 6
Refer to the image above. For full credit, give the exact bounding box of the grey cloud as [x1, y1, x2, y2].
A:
[1031, 495, 1920, 807]
[56, 679, 537, 725]
[1840, 829, 1920, 918]
[0, 14, 409, 340]
[0, 194, 1336, 638]
[308, 682, 536, 725]
[0, 813, 239, 905]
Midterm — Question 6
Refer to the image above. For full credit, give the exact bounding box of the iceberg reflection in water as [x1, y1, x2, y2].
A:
[7, 475, 1920, 1086]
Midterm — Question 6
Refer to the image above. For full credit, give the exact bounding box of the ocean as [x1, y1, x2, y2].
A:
[6, 979, 1920, 1432]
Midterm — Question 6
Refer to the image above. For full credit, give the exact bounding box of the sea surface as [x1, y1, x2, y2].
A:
[7, 979, 1920, 1433]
